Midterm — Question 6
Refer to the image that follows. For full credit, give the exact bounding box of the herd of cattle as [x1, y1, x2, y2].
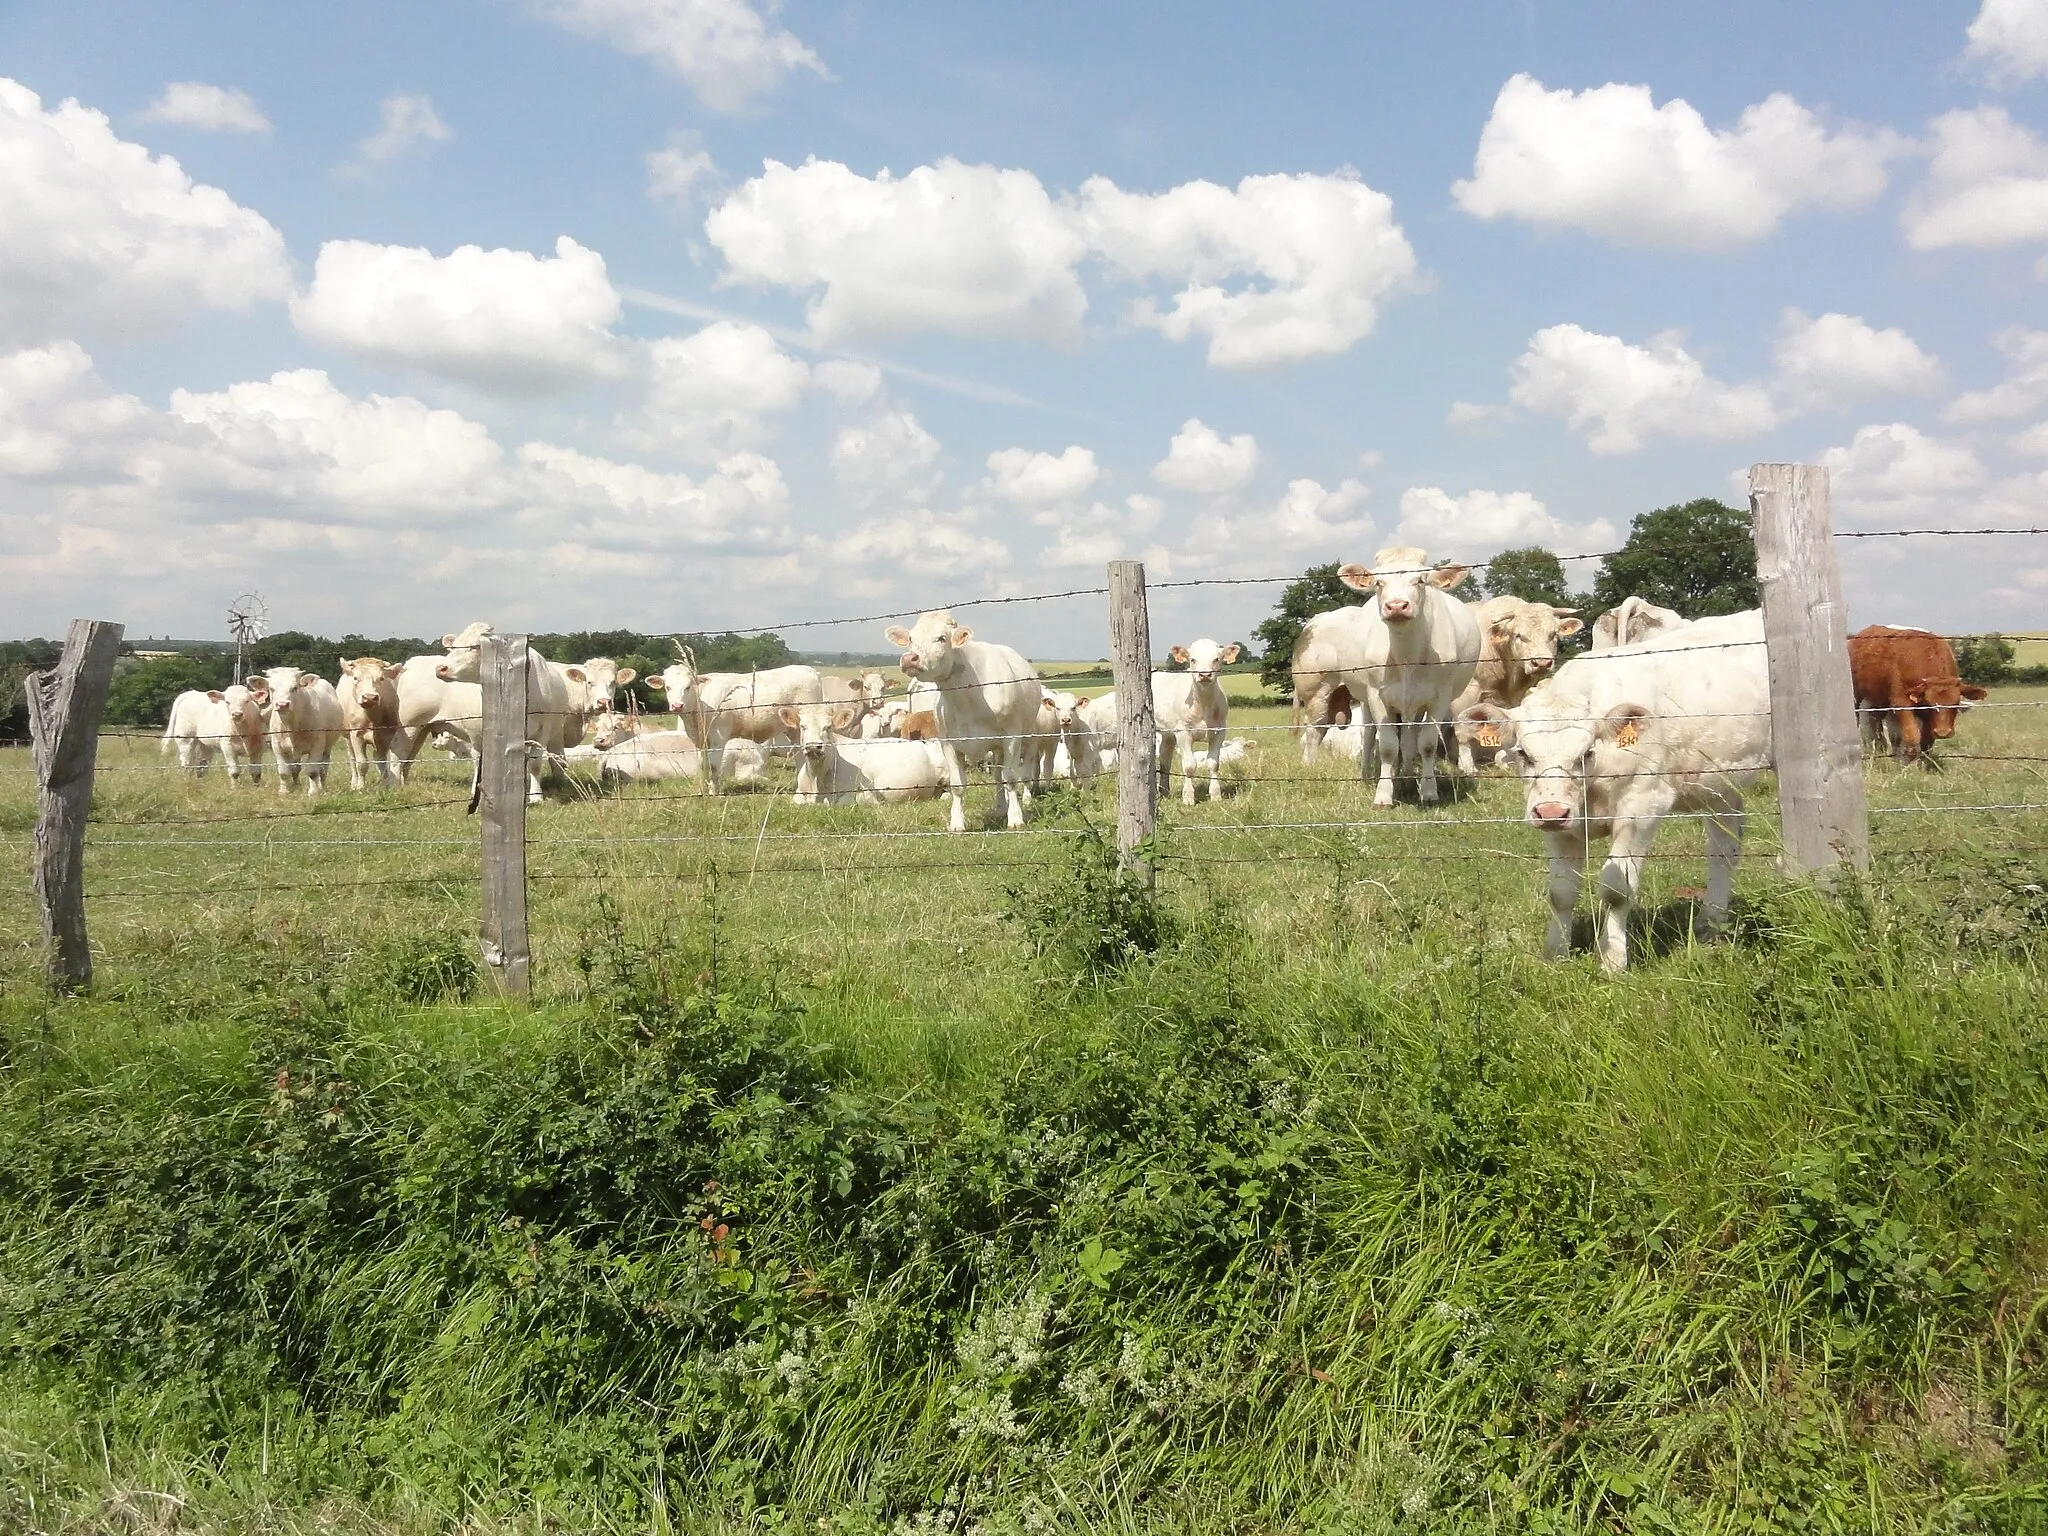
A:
[156, 547, 1997, 969]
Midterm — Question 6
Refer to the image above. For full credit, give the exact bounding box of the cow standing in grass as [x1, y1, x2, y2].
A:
[1849, 625, 1987, 764]
[161, 685, 267, 783]
[1155, 639, 1240, 805]
[884, 611, 1044, 832]
[337, 657, 404, 790]
[1449, 597, 1583, 774]
[1463, 609, 1768, 972]
[260, 666, 344, 796]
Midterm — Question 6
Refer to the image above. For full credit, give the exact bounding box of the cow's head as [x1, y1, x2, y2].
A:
[1910, 675, 1991, 740]
[1464, 695, 1650, 831]
[1169, 638, 1241, 684]
[859, 671, 892, 708]
[1044, 690, 1087, 732]
[1590, 597, 1687, 652]
[434, 621, 494, 682]
[778, 701, 859, 763]
[1486, 603, 1584, 691]
[886, 611, 970, 681]
[260, 667, 318, 719]
[339, 656, 395, 709]
[1338, 546, 1468, 625]
[644, 664, 706, 714]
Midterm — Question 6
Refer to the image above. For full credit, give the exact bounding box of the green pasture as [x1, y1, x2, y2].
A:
[1, 688, 2045, 1532]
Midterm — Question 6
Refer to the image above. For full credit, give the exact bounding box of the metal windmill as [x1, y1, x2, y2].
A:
[227, 592, 268, 684]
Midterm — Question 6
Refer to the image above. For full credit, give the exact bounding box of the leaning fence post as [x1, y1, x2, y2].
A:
[1107, 560, 1157, 884]
[478, 634, 532, 1000]
[1750, 463, 1870, 876]
[26, 618, 123, 993]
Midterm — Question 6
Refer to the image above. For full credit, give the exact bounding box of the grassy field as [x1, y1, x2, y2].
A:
[1, 685, 2046, 1532]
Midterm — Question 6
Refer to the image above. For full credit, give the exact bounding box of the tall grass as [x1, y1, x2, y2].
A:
[0, 698, 2045, 1531]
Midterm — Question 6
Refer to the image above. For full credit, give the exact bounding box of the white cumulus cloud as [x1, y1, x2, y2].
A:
[0, 78, 290, 344]
[1966, 0, 2048, 85]
[830, 405, 942, 509]
[647, 139, 718, 209]
[708, 157, 1090, 346]
[519, 443, 793, 550]
[1453, 74, 1903, 249]
[982, 445, 1100, 508]
[140, 82, 271, 134]
[1508, 324, 1779, 454]
[1820, 423, 1987, 524]
[1944, 326, 2048, 422]
[625, 321, 811, 458]
[292, 236, 627, 392]
[536, 0, 825, 111]
[345, 92, 449, 173]
[830, 515, 1011, 584]
[1396, 486, 1616, 560]
[1903, 107, 2048, 252]
[706, 157, 1420, 366]
[1772, 309, 1943, 411]
[1073, 170, 1418, 368]
[1151, 418, 1260, 495]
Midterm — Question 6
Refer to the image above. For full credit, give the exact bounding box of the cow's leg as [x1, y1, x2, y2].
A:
[1596, 817, 1659, 972]
[527, 743, 545, 805]
[346, 730, 367, 791]
[1177, 728, 1200, 806]
[702, 728, 723, 796]
[942, 740, 968, 834]
[1205, 726, 1224, 802]
[1700, 808, 1744, 939]
[1894, 709, 1920, 764]
[375, 728, 401, 786]
[1543, 829, 1587, 959]
[793, 744, 817, 805]
[1415, 717, 1443, 805]
[1370, 719, 1399, 809]
[275, 746, 294, 796]
[1001, 739, 1028, 829]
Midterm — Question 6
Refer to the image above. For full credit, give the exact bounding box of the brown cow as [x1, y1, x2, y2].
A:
[1848, 625, 1987, 764]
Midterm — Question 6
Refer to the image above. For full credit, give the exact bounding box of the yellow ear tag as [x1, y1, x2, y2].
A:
[1476, 724, 1502, 748]
[1615, 719, 1641, 747]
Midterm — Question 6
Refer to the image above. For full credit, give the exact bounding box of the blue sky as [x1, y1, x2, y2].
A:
[4, 0, 2046, 651]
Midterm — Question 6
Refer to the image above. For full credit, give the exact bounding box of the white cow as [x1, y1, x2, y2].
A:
[1325, 548, 1482, 808]
[883, 611, 1045, 832]
[1590, 597, 1688, 651]
[598, 730, 702, 784]
[779, 702, 947, 805]
[1449, 597, 1583, 774]
[336, 657, 404, 790]
[430, 629, 593, 803]
[160, 685, 267, 782]
[645, 651, 821, 795]
[1154, 639, 1240, 805]
[259, 667, 344, 796]
[1462, 609, 1769, 972]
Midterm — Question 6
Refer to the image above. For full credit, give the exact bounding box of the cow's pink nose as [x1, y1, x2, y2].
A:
[1528, 657, 1552, 672]
[1532, 802, 1571, 826]
[1384, 602, 1413, 619]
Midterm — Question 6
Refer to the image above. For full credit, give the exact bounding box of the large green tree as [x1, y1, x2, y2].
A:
[1590, 498, 1759, 618]
[1252, 563, 1368, 697]
[1482, 547, 1575, 609]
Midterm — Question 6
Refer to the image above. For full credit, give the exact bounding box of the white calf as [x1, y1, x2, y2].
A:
[161, 686, 268, 782]
[1154, 639, 1239, 805]
[259, 667, 343, 796]
[884, 611, 1045, 832]
[780, 702, 946, 805]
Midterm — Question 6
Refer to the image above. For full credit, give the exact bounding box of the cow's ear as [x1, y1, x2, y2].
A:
[1489, 618, 1516, 644]
[778, 706, 800, 728]
[695, 675, 710, 687]
[951, 625, 974, 646]
[565, 667, 587, 684]
[1221, 643, 1241, 664]
[1337, 562, 1376, 592]
[296, 673, 317, 689]
[1601, 703, 1651, 747]
[644, 675, 666, 691]
[1458, 702, 1516, 752]
[441, 633, 459, 648]
[884, 625, 914, 647]
[615, 667, 636, 685]
[831, 703, 859, 732]
[1170, 645, 1190, 664]
[1962, 684, 1989, 701]
[1555, 617, 1584, 636]
[1905, 678, 1931, 705]
[1427, 564, 1470, 590]
[207, 690, 226, 703]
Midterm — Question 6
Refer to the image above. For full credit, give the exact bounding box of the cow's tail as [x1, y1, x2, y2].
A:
[159, 708, 176, 755]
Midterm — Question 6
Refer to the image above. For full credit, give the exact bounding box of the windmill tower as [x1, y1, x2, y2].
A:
[227, 592, 268, 685]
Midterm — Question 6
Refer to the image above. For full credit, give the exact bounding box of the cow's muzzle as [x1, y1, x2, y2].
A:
[1531, 801, 1572, 828]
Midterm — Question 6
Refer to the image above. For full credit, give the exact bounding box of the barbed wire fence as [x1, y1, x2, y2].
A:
[11, 464, 2048, 996]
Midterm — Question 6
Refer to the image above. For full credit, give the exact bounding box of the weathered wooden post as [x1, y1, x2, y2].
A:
[1107, 560, 1157, 883]
[27, 618, 124, 993]
[478, 634, 532, 999]
[1750, 463, 1870, 876]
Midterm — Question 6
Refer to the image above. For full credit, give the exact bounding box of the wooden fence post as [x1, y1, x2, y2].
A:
[1107, 561, 1157, 882]
[1750, 463, 1870, 876]
[478, 634, 532, 1000]
[26, 618, 124, 993]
